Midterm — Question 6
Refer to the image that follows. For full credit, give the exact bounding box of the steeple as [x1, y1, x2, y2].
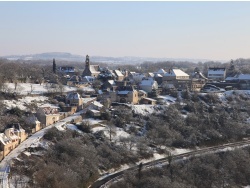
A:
[85, 55, 90, 68]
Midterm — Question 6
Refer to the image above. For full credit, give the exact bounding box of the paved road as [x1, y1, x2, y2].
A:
[90, 139, 250, 188]
[0, 110, 84, 168]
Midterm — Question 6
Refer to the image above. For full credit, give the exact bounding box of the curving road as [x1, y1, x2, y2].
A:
[0, 110, 84, 188]
[90, 139, 250, 188]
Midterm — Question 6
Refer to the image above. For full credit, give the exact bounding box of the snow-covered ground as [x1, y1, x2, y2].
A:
[157, 95, 176, 103]
[199, 90, 250, 103]
[3, 96, 48, 110]
[92, 126, 130, 140]
[4, 83, 77, 95]
[0, 109, 85, 168]
[83, 118, 103, 126]
[247, 118, 250, 124]
[131, 104, 167, 116]
[4, 83, 94, 95]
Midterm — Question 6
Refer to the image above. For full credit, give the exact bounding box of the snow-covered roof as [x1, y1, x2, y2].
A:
[155, 74, 163, 77]
[108, 80, 116, 85]
[89, 65, 100, 73]
[92, 101, 103, 108]
[82, 97, 96, 104]
[89, 109, 100, 113]
[225, 76, 237, 81]
[208, 68, 226, 75]
[157, 69, 166, 74]
[5, 128, 20, 140]
[172, 69, 189, 77]
[139, 90, 147, 94]
[226, 74, 250, 81]
[140, 78, 155, 86]
[192, 72, 207, 79]
[39, 104, 59, 109]
[114, 70, 124, 77]
[164, 69, 189, 77]
[148, 72, 154, 77]
[117, 91, 130, 95]
[142, 97, 157, 102]
[0, 133, 11, 145]
[238, 74, 250, 80]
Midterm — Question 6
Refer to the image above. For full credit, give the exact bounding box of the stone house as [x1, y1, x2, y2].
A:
[66, 92, 84, 111]
[0, 133, 13, 157]
[113, 69, 124, 81]
[6, 123, 28, 143]
[190, 69, 208, 92]
[163, 69, 190, 90]
[0, 125, 27, 157]
[36, 104, 60, 126]
[207, 67, 226, 81]
[139, 77, 158, 93]
[140, 97, 157, 105]
[116, 85, 139, 104]
[101, 80, 117, 91]
[25, 113, 42, 133]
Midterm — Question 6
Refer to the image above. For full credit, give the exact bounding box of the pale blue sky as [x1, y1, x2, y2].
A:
[0, 2, 250, 60]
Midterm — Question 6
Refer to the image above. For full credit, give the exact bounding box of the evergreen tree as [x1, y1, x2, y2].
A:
[53, 59, 56, 74]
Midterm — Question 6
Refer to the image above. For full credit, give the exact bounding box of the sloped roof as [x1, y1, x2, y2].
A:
[89, 65, 100, 73]
[226, 74, 250, 81]
[141, 97, 157, 102]
[140, 78, 155, 86]
[172, 69, 189, 77]
[114, 70, 124, 77]
[238, 74, 250, 80]
[0, 133, 11, 145]
[108, 80, 116, 85]
[39, 104, 59, 109]
[148, 72, 154, 77]
[157, 69, 166, 74]
[192, 72, 207, 79]
[208, 68, 226, 74]
[92, 101, 103, 108]
[155, 74, 163, 78]
[164, 69, 189, 77]
[139, 90, 147, 94]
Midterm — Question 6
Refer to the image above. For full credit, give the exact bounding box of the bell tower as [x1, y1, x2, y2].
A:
[85, 55, 90, 68]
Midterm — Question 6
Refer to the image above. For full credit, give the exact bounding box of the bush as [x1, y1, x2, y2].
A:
[6, 107, 24, 117]
[77, 121, 91, 133]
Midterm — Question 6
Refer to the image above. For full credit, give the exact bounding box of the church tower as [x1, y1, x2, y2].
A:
[85, 55, 90, 68]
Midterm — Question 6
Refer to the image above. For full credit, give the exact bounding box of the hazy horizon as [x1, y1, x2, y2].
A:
[0, 2, 250, 60]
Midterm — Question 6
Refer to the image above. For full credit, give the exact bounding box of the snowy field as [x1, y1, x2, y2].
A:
[131, 104, 168, 116]
[4, 83, 94, 95]
[92, 126, 130, 140]
[3, 96, 49, 110]
[199, 90, 250, 102]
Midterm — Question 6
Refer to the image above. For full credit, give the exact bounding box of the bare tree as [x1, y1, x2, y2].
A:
[106, 123, 116, 142]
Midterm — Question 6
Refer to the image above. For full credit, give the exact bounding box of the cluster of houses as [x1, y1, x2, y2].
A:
[58, 55, 250, 105]
[1, 56, 249, 160]
[0, 123, 28, 160]
[0, 90, 103, 160]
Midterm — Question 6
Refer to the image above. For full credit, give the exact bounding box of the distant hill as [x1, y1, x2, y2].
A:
[2, 52, 216, 64]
